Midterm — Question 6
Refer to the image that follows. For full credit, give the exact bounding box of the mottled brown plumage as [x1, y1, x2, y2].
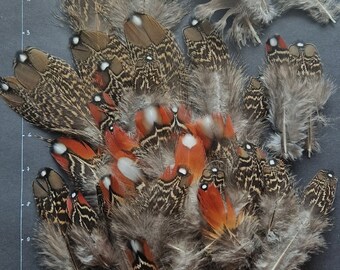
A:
[0, 1, 337, 269]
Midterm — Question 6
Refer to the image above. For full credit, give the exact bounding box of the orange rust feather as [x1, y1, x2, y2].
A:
[174, 135, 206, 182]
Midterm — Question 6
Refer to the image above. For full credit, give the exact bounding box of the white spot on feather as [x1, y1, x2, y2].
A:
[18, 53, 28, 63]
[269, 159, 276, 166]
[245, 144, 252, 150]
[297, 42, 304, 47]
[40, 170, 47, 177]
[171, 106, 178, 113]
[102, 176, 111, 190]
[100, 61, 110, 71]
[211, 167, 218, 173]
[201, 183, 208, 190]
[117, 157, 141, 182]
[182, 134, 197, 149]
[178, 167, 187, 175]
[328, 173, 333, 178]
[269, 37, 278, 47]
[72, 36, 80, 45]
[71, 192, 77, 199]
[191, 19, 199, 26]
[131, 15, 142, 26]
[94, 95, 101, 102]
[0, 82, 9, 91]
[144, 106, 159, 126]
[52, 143, 67, 155]
[146, 55, 153, 61]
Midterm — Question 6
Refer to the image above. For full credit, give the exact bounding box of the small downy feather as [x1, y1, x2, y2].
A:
[194, 0, 339, 46]
[183, 20, 255, 142]
[68, 226, 119, 268]
[255, 170, 337, 269]
[197, 179, 260, 269]
[110, 206, 208, 269]
[34, 221, 77, 270]
[195, 0, 277, 46]
[274, 0, 340, 24]
[262, 35, 334, 160]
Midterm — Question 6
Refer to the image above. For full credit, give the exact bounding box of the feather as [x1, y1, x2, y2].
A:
[32, 168, 70, 232]
[303, 170, 337, 215]
[60, 0, 112, 32]
[109, 206, 208, 269]
[0, 48, 101, 144]
[50, 137, 103, 195]
[99, 0, 187, 41]
[195, 0, 277, 46]
[255, 170, 337, 269]
[68, 225, 119, 268]
[262, 35, 334, 160]
[198, 178, 260, 269]
[194, 0, 339, 46]
[34, 221, 78, 270]
[274, 0, 340, 24]
[183, 20, 254, 142]
[233, 143, 266, 199]
[243, 77, 268, 122]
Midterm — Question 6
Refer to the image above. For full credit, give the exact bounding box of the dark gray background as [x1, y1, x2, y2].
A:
[0, 0, 339, 269]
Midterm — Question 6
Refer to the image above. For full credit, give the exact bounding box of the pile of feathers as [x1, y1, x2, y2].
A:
[0, 0, 338, 269]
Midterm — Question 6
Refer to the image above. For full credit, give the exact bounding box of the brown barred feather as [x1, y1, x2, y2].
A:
[243, 77, 268, 122]
[1, 48, 101, 144]
[303, 170, 338, 215]
[32, 168, 70, 232]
